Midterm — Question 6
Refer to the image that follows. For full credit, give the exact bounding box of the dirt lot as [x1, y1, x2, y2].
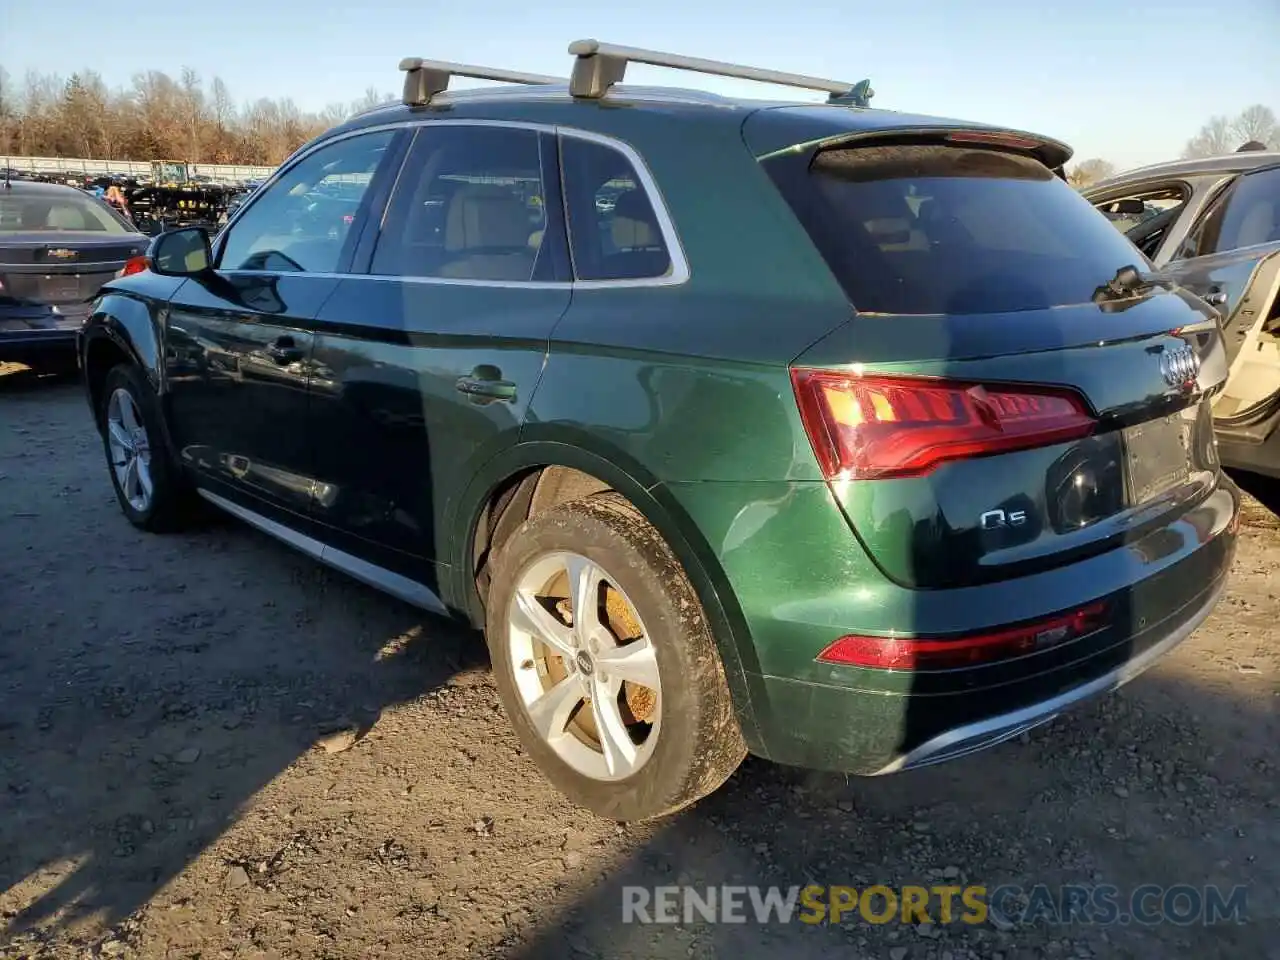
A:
[0, 364, 1276, 960]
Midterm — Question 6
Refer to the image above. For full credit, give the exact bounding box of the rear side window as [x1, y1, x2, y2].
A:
[561, 136, 672, 281]
[765, 143, 1148, 315]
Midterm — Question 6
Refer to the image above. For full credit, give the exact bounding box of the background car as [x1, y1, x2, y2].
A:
[1085, 153, 1280, 479]
[0, 179, 147, 371]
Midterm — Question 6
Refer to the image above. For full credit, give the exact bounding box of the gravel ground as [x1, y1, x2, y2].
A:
[1, 363, 1277, 960]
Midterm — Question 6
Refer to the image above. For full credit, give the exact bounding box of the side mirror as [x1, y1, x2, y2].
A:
[149, 227, 212, 276]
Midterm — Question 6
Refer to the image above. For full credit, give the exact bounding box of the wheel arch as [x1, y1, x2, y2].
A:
[81, 288, 181, 465]
[448, 438, 766, 753]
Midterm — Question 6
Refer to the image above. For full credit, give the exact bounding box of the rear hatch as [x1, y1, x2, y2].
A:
[760, 130, 1228, 589]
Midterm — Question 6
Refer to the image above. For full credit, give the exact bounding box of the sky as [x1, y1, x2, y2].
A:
[3, 0, 1279, 172]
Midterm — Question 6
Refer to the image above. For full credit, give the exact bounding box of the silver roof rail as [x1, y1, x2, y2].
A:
[399, 58, 565, 106]
[567, 39, 873, 106]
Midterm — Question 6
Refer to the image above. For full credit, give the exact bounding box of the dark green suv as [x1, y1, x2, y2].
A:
[79, 41, 1239, 821]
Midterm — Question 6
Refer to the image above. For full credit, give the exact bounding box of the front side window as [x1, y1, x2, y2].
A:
[371, 125, 551, 282]
[0, 191, 133, 234]
[218, 130, 395, 273]
[561, 136, 673, 282]
[1176, 167, 1280, 262]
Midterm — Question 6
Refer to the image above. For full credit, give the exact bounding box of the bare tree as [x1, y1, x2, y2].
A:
[1183, 115, 1237, 159]
[178, 67, 205, 161]
[1231, 104, 1279, 150]
[1068, 158, 1115, 187]
[0, 66, 390, 165]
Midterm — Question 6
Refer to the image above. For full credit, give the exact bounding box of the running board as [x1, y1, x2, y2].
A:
[197, 489, 449, 615]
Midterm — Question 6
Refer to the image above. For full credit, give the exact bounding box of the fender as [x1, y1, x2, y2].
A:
[82, 275, 188, 388]
[80, 275, 187, 458]
[446, 431, 766, 754]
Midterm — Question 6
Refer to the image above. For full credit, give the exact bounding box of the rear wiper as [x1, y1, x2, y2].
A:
[1092, 264, 1168, 305]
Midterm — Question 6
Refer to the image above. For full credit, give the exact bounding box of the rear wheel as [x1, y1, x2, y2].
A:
[485, 493, 745, 821]
[98, 363, 191, 531]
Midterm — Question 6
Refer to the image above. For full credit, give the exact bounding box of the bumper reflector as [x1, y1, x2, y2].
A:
[817, 602, 1109, 671]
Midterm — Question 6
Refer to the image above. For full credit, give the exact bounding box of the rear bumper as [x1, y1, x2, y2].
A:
[870, 572, 1226, 773]
[0, 327, 78, 364]
[663, 476, 1240, 774]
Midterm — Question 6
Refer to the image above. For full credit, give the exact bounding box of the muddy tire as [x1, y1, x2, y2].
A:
[485, 492, 746, 821]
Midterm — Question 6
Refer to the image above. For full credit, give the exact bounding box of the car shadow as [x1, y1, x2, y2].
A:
[0, 368, 483, 942]
[1228, 468, 1280, 520]
[0, 513, 488, 937]
[498, 669, 1276, 959]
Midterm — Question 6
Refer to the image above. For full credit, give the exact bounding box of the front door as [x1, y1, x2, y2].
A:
[163, 128, 403, 520]
[305, 122, 572, 586]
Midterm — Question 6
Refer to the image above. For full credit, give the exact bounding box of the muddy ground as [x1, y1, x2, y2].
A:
[0, 363, 1276, 960]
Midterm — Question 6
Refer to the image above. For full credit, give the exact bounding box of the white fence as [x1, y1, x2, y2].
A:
[1, 155, 276, 183]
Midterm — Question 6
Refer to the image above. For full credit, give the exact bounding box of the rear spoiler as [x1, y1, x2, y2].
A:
[756, 125, 1074, 173]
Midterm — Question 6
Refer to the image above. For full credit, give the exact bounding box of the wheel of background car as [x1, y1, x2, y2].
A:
[484, 492, 746, 821]
[98, 363, 193, 532]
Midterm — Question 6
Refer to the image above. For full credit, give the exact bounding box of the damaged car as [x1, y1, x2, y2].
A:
[1086, 153, 1280, 478]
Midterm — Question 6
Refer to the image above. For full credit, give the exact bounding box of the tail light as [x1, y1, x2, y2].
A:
[791, 370, 1096, 480]
[117, 256, 148, 278]
[817, 602, 1108, 671]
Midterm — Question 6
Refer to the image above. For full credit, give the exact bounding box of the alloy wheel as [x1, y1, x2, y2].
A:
[105, 387, 154, 513]
[507, 551, 662, 781]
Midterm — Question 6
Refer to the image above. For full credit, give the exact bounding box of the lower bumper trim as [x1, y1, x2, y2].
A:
[871, 575, 1228, 775]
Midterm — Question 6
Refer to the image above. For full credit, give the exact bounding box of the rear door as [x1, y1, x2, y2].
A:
[1159, 164, 1280, 437]
[305, 121, 571, 587]
[164, 129, 403, 519]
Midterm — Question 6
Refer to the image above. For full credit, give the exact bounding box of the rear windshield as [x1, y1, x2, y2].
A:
[765, 143, 1147, 315]
[0, 192, 133, 234]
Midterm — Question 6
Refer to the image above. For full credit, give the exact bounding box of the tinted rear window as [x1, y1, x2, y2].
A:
[0, 192, 133, 234]
[765, 143, 1146, 315]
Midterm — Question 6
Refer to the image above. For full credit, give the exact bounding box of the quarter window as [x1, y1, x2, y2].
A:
[561, 136, 673, 282]
[218, 130, 395, 273]
[371, 125, 552, 282]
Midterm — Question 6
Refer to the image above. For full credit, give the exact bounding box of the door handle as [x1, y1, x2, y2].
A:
[456, 375, 517, 404]
[1203, 289, 1228, 307]
[266, 336, 305, 365]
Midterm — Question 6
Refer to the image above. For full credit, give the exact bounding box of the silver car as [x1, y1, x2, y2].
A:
[1085, 153, 1280, 479]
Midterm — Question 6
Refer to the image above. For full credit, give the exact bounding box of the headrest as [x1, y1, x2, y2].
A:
[445, 185, 531, 252]
[609, 189, 660, 249]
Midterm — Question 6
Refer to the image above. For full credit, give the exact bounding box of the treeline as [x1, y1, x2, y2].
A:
[1065, 103, 1276, 188]
[0, 66, 394, 166]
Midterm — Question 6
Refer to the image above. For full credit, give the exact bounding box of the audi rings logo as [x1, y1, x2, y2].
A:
[1160, 345, 1200, 389]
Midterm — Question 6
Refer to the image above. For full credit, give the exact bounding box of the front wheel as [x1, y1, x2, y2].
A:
[485, 493, 746, 821]
[98, 363, 191, 532]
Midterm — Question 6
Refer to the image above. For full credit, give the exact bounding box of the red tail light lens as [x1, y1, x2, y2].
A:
[817, 602, 1109, 671]
[117, 256, 148, 278]
[791, 370, 1095, 480]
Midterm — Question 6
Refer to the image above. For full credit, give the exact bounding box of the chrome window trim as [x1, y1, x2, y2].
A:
[215, 117, 690, 291]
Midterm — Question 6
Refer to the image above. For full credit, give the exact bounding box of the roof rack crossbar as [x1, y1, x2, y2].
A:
[398, 57, 564, 106]
[567, 39, 872, 106]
